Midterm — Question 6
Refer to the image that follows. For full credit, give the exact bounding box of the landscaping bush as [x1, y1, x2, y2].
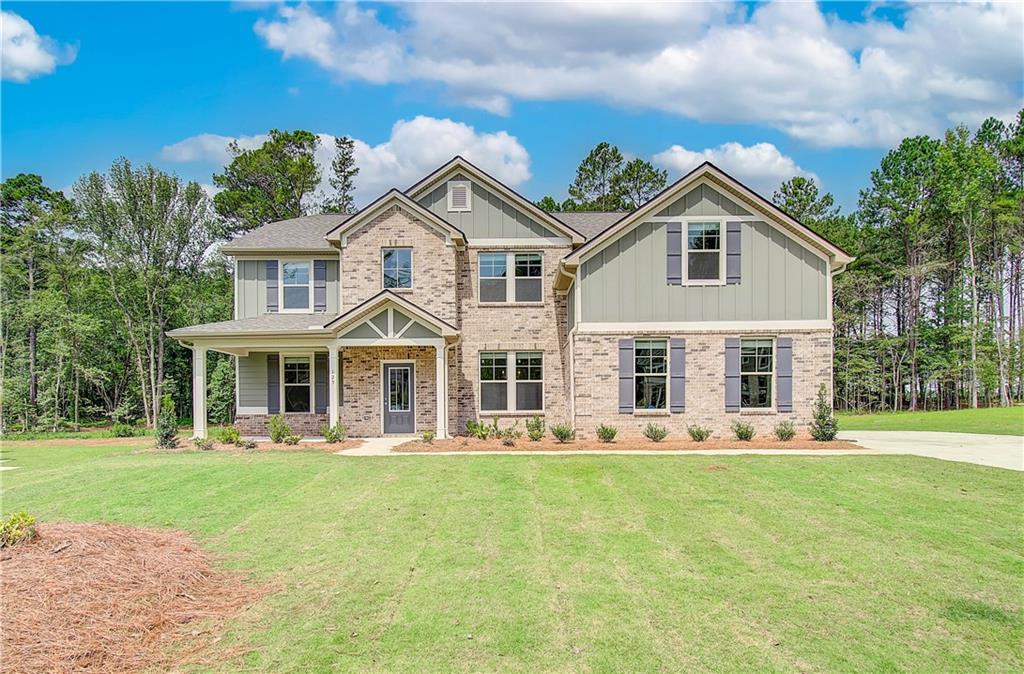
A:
[192, 437, 214, 451]
[596, 424, 618, 443]
[421, 430, 435, 444]
[643, 423, 668, 442]
[499, 424, 522, 447]
[216, 425, 242, 445]
[238, 439, 257, 450]
[809, 384, 839, 441]
[283, 434, 302, 446]
[731, 420, 755, 441]
[550, 423, 575, 443]
[773, 420, 796, 441]
[687, 424, 712, 442]
[154, 395, 178, 449]
[526, 415, 545, 441]
[268, 414, 290, 443]
[319, 422, 348, 443]
[111, 423, 138, 438]
[0, 512, 37, 547]
[466, 418, 499, 440]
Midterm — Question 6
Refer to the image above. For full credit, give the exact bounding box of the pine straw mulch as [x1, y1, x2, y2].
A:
[149, 439, 363, 454]
[0, 522, 267, 674]
[394, 435, 861, 452]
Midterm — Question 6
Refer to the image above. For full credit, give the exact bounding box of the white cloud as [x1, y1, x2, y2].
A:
[253, 1, 1023, 148]
[1, 10, 77, 82]
[161, 116, 531, 206]
[653, 142, 817, 195]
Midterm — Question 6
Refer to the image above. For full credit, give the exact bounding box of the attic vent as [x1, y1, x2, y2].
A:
[447, 180, 471, 212]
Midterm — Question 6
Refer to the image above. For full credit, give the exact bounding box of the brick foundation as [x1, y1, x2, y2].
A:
[235, 413, 329, 437]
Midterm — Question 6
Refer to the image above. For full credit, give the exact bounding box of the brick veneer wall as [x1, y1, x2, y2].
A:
[571, 329, 833, 438]
[340, 346, 437, 437]
[236, 413, 328, 437]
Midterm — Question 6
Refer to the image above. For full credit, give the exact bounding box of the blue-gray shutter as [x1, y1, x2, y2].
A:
[725, 338, 740, 412]
[670, 338, 686, 413]
[267, 353, 280, 414]
[265, 260, 279, 313]
[666, 222, 682, 285]
[618, 338, 634, 413]
[776, 337, 793, 412]
[726, 222, 741, 285]
[314, 353, 328, 414]
[313, 260, 327, 312]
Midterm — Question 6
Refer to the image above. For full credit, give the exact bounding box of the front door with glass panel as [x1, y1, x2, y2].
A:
[383, 363, 414, 433]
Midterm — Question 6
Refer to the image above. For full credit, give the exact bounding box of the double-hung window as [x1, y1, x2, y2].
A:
[478, 252, 542, 303]
[514, 253, 542, 302]
[382, 248, 412, 289]
[686, 222, 722, 282]
[634, 339, 667, 410]
[283, 356, 311, 413]
[479, 351, 543, 412]
[282, 261, 311, 310]
[479, 253, 507, 302]
[740, 339, 773, 408]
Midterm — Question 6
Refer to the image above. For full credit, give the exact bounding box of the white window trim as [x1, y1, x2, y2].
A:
[682, 218, 727, 287]
[478, 350, 544, 414]
[447, 180, 472, 212]
[632, 338, 670, 412]
[739, 336, 776, 410]
[477, 251, 544, 305]
[381, 247, 414, 290]
[281, 353, 314, 415]
[279, 260, 315, 313]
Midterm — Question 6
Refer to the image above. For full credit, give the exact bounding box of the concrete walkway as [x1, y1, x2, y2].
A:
[839, 431, 1023, 471]
[336, 436, 412, 456]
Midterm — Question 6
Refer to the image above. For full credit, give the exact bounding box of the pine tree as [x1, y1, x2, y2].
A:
[323, 136, 359, 214]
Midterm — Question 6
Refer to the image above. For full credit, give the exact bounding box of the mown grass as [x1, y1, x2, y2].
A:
[1, 440, 1021, 673]
[838, 406, 1024, 436]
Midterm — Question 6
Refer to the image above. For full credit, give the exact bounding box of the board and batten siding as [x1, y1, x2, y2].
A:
[655, 183, 753, 218]
[238, 352, 268, 409]
[579, 220, 828, 323]
[235, 259, 339, 319]
[417, 173, 558, 239]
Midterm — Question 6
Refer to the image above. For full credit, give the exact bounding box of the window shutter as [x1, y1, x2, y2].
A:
[314, 353, 328, 414]
[618, 338, 634, 414]
[670, 338, 686, 413]
[265, 260, 279, 313]
[267, 353, 280, 414]
[726, 222, 741, 285]
[725, 337, 740, 412]
[313, 260, 327, 312]
[776, 337, 793, 412]
[666, 222, 682, 285]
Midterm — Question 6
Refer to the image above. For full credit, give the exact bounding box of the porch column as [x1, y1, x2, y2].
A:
[435, 343, 448, 438]
[328, 344, 340, 428]
[192, 345, 207, 439]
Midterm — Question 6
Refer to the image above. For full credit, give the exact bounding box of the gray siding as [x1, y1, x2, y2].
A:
[655, 184, 752, 218]
[579, 220, 827, 322]
[567, 283, 576, 331]
[418, 173, 558, 239]
[236, 259, 339, 318]
[238, 352, 269, 409]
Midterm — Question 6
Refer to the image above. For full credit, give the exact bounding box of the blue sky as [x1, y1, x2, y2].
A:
[2, 2, 1021, 212]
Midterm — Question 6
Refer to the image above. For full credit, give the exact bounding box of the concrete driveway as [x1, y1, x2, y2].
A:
[839, 431, 1023, 471]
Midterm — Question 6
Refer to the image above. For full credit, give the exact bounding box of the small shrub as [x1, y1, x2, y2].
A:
[192, 436, 214, 451]
[731, 420, 755, 441]
[111, 422, 137, 438]
[0, 512, 37, 547]
[466, 418, 499, 440]
[526, 415, 545, 442]
[550, 423, 575, 443]
[809, 384, 839, 441]
[216, 425, 242, 445]
[320, 422, 348, 443]
[773, 420, 796, 441]
[499, 424, 522, 447]
[595, 424, 618, 443]
[268, 414, 290, 443]
[421, 430, 436, 444]
[238, 439, 257, 450]
[283, 434, 302, 446]
[643, 423, 668, 442]
[154, 394, 178, 449]
[687, 424, 712, 442]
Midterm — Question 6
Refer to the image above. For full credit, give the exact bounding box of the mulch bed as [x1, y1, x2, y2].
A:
[1, 523, 265, 674]
[394, 435, 861, 452]
[152, 439, 363, 453]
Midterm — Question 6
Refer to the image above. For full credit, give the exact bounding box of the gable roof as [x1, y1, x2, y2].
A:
[220, 214, 350, 254]
[324, 289, 459, 337]
[406, 156, 586, 244]
[324, 189, 466, 247]
[551, 212, 627, 241]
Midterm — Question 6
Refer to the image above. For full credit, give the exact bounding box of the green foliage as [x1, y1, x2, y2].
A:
[283, 434, 302, 446]
[206, 357, 235, 425]
[237, 439, 257, 450]
[568, 142, 625, 211]
[550, 423, 575, 443]
[642, 423, 668, 442]
[810, 385, 839, 441]
[192, 436, 214, 451]
[466, 418, 499, 440]
[154, 394, 178, 449]
[687, 425, 712, 442]
[526, 415, 545, 441]
[421, 430, 435, 444]
[319, 422, 348, 443]
[731, 421, 755, 441]
[773, 421, 797, 441]
[612, 158, 667, 209]
[0, 512, 37, 547]
[268, 414, 290, 444]
[110, 422, 138, 438]
[595, 424, 618, 442]
[215, 425, 242, 445]
[499, 424, 522, 447]
[322, 136, 359, 214]
[535, 196, 560, 211]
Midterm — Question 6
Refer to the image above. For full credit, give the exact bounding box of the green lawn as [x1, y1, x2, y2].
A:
[838, 406, 1024, 436]
[2, 441, 1021, 673]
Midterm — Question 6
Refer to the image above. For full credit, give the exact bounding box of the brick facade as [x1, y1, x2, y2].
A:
[340, 346, 437, 437]
[235, 413, 329, 437]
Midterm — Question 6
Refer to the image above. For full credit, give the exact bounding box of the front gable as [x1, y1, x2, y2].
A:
[324, 189, 466, 249]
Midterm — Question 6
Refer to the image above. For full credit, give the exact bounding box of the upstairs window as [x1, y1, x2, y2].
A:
[634, 339, 667, 410]
[382, 248, 413, 289]
[281, 261, 311, 310]
[741, 339, 773, 408]
[478, 252, 543, 303]
[686, 222, 722, 282]
[447, 180, 472, 212]
[479, 253, 507, 302]
[514, 253, 542, 302]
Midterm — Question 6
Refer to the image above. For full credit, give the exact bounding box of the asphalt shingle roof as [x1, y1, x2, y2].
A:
[551, 212, 628, 241]
[167, 313, 337, 337]
[219, 214, 351, 253]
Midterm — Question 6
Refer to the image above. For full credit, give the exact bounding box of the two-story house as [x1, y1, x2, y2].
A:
[169, 157, 852, 439]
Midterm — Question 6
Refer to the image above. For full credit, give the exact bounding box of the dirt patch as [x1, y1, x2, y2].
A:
[1, 522, 265, 674]
[145, 439, 362, 454]
[3, 436, 152, 448]
[394, 435, 861, 452]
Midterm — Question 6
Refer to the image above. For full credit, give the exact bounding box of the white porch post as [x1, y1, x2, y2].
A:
[192, 345, 207, 439]
[328, 344, 340, 428]
[435, 342, 448, 438]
